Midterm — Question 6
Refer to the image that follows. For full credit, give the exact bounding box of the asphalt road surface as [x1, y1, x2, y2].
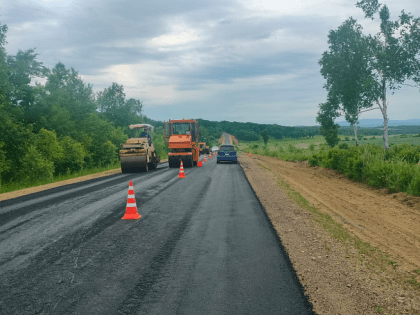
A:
[222, 132, 231, 145]
[0, 156, 313, 315]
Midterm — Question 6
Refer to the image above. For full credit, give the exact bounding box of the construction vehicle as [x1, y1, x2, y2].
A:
[119, 124, 160, 173]
[164, 119, 200, 168]
[198, 142, 210, 155]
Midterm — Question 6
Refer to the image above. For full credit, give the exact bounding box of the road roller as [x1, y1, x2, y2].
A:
[119, 124, 160, 173]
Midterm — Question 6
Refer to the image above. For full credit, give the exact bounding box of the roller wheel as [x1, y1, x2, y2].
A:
[149, 161, 157, 170]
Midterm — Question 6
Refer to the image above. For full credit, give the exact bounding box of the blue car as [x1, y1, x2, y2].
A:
[217, 145, 238, 164]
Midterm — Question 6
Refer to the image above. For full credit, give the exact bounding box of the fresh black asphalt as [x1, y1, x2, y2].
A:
[0, 155, 314, 314]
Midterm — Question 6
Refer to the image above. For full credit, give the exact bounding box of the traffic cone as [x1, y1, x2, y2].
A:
[197, 160, 202, 167]
[178, 161, 186, 178]
[249, 151, 252, 157]
[209, 152, 212, 159]
[203, 154, 207, 162]
[122, 181, 141, 220]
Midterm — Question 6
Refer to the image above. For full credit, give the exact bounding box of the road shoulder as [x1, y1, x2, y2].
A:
[239, 153, 420, 315]
[0, 159, 168, 202]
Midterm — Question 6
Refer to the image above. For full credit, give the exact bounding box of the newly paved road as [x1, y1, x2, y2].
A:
[222, 132, 231, 145]
[0, 155, 313, 314]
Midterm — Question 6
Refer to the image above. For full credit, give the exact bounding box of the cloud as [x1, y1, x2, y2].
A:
[2, 0, 419, 126]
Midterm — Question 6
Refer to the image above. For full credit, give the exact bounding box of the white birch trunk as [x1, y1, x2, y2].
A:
[353, 123, 358, 146]
[380, 81, 389, 150]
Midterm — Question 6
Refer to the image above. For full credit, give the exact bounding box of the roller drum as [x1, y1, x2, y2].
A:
[120, 155, 147, 172]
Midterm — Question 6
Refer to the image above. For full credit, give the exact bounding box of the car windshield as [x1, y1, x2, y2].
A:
[220, 146, 235, 152]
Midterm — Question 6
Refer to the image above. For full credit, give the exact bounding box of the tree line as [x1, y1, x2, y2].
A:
[317, 0, 420, 148]
[0, 21, 154, 187]
[198, 119, 321, 142]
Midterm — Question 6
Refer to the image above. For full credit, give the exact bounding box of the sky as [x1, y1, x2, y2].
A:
[1, 0, 419, 126]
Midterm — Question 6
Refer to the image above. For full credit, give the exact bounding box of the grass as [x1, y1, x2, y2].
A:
[257, 163, 271, 171]
[238, 134, 420, 158]
[0, 162, 121, 194]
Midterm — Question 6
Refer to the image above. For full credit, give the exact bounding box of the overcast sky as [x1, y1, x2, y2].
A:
[1, 0, 419, 126]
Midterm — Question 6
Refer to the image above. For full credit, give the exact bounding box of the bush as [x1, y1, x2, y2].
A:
[288, 144, 296, 153]
[338, 142, 349, 150]
[308, 155, 319, 166]
[407, 171, 420, 196]
[346, 156, 364, 181]
[16, 145, 54, 183]
[309, 144, 315, 151]
[34, 128, 65, 174]
[386, 143, 420, 163]
[344, 136, 350, 141]
[56, 136, 88, 173]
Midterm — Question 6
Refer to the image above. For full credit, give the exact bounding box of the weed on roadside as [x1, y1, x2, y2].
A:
[257, 163, 271, 171]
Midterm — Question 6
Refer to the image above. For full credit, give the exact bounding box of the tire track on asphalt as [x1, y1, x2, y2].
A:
[115, 176, 211, 314]
[0, 168, 182, 314]
[0, 166, 169, 228]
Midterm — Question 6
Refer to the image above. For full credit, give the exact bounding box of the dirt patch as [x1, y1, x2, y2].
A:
[239, 153, 420, 314]
[294, 142, 323, 149]
[0, 159, 168, 202]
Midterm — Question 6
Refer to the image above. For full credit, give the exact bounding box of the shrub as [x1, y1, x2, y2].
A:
[16, 145, 54, 183]
[338, 142, 349, 150]
[387, 163, 417, 193]
[407, 170, 420, 196]
[344, 136, 350, 141]
[309, 144, 316, 151]
[56, 136, 88, 173]
[346, 156, 364, 181]
[308, 155, 319, 166]
[288, 144, 296, 153]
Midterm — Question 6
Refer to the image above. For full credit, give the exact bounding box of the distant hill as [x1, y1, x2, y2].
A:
[336, 119, 420, 127]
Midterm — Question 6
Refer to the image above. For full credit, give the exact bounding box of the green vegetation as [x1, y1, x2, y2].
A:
[0, 21, 168, 193]
[238, 135, 420, 196]
[317, 0, 420, 149]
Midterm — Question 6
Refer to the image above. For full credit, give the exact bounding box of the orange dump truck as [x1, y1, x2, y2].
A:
[164, 119, 200, 168]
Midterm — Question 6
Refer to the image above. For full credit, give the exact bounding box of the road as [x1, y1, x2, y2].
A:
[222, 132, 231, 145]
[0, 155, 313, 314]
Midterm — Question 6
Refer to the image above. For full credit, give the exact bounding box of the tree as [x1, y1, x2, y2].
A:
[319, 18, 378, 146]
[96, 83, 143, 130]
[316, 102, 340, 147]
[45, 63, 96, 123]
[356, 0, 420, 149]
[6, 49, 48, 108]
[261, 130, 269, 146]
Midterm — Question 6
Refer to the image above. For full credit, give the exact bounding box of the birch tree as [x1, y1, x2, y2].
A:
[356, 0, 420, 149]
[319, 18, 378, 146]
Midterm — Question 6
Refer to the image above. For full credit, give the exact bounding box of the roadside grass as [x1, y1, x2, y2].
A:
[239, 134, 420, 197]
[257, 163, 271, 171]
[0, 162, 121, 194]
[275, 176, 420, 293]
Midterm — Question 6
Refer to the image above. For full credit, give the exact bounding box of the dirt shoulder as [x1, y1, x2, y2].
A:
[0, 159, 168, 202]
[239, 153, 420, 315]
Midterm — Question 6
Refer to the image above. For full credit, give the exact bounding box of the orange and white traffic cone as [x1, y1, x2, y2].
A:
[122, 181, 141, 220]
[209, 152, 212, 159]
[203, 154, 207, 162]
[178, 161, 186, 178]
[197, 160, 202, 167]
